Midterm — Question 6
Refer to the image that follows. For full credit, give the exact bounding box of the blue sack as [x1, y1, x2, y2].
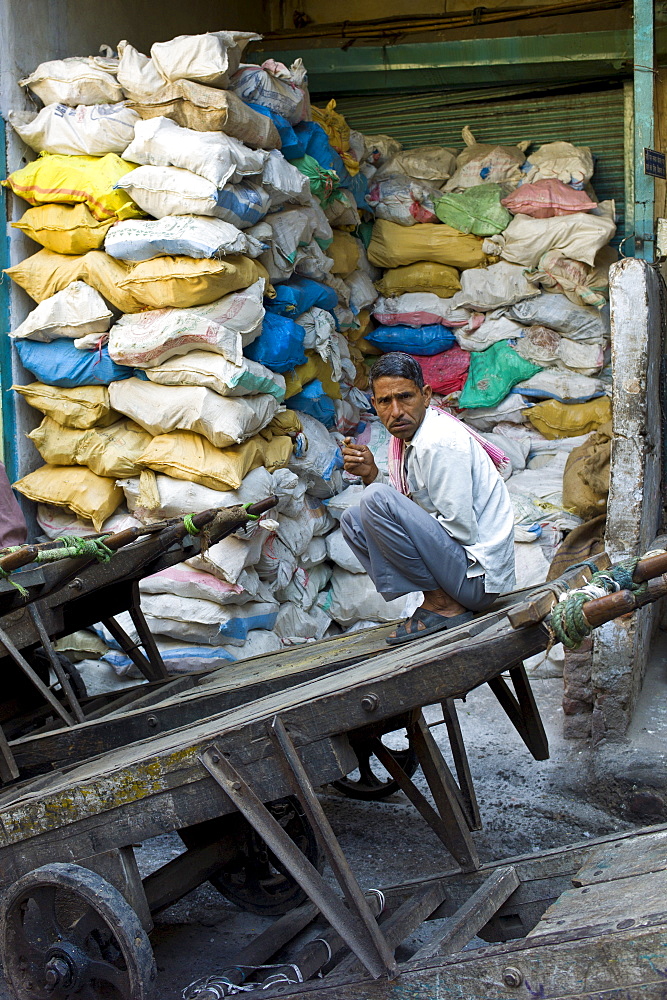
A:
[344, 171, 370, 211]
[247, 104, 305, 159]
[266, 276, 338, 317]
[364, 324, 457, 356]
[287, 379, 336, 429]
[244, 313, 307, 373]
[292, 122, 351, 186]
[215, 180, 271, 229]
[13, 339, 136, 387]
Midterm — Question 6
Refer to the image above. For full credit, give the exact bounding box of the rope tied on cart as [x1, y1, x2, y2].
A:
[38, 535, 115, 563]
[549, 555, 657, 649]
[183, 963, 304, 998]
[0, 564, 29, 598]
[182, 514, 200, 535]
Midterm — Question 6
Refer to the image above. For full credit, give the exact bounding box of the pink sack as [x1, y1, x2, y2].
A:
[502, 179, 596, 219]
[410, 346, 471, 395]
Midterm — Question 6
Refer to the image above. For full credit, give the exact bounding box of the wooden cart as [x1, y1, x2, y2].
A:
[0, 542, 664, 999]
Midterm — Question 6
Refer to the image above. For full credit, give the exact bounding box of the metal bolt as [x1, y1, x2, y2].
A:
[43, 957, 71, 991]
[146, 715, 158, 729]
[210, 754, 220, 764]
[230, 781, 242, 791]
[503, 967, 523, 988]
[361, 693, 379, 712]
[69, 578, 83, 591]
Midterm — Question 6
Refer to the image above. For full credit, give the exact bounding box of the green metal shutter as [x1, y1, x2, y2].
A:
[331, 84, 627, 242]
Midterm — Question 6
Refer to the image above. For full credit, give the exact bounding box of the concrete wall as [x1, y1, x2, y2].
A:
[589, 258, 664, 742]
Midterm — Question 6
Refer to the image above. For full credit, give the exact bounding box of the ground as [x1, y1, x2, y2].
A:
[3, 640, 663, 999]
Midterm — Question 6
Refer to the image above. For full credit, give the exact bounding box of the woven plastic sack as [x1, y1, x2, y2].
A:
[373, 292, 467, 328]
[245, 313, 307, 373]
[284, 354, 341, 402]
[525, 396, 612, 439]
[123, 115, 268, 187]
[525, 141, 594, 188]
[105, 215, 265, 262]
[412, 347, 470, 395]
[230, 59, 310, 124]
[508, 292, 609, 343]
[116, 255, 262, 311]
[12, 383, 117, 429]
[267, 277, 337, 317]
[499, 209, 616, 267]
[11, 282, 111, 342]
[515, 329, 603, 376]
[14, 338, 134, 387]
[444, 128, 528, 192]
[363, 134, 402, 167]
[320, 567, 418, 626]
[2, 153, 143, 222]
[145, 351, 285, 401]
[151, 31, 260, 88]
[526, 249, 610, 311]
[4, 248, 141, 311]
[288, 411, 342, 487]
[502, 179, 596, 218]
[375, 262, 461, 300]
[109, 378, 279, 447]
[29, 416, 151, 478]
[140, 564, 255, 606]
[365, 323, 456, 356]
[455, 313, 525, 353]
[13, 204, 113, 254]
[367, 220, 486, 270]
[366, 175, 440, 226]
[122, 467, 282, 524]
[377, 146, 457, 185]
[289, 154, 340, 209]
[13, 465, 123, 530]
[138, 429, 293, 491]
[9, 102, 139, 156]
[20, 56, 123, 107]
[328, 232, 359, 276]
[435, 184, 511, 237]
[107, 279, 263, 367]
[562, 421, 611, 520]
[515, 370, 606, 403]
[127, 80, 280, 150]
[248, 105, 304, 158]
[453, 261, 540, 312]
[459, 340, 542, 409]
[287, 379, 336, 429]
[262, 150, 311, 208]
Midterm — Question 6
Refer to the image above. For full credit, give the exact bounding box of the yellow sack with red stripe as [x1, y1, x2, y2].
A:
[2, 152, 144, 222]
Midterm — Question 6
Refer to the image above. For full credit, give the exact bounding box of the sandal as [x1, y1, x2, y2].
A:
[386, 608, 475, 646]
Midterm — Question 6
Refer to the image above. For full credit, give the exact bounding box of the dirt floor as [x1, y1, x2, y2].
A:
[0, 658, 648, 1000]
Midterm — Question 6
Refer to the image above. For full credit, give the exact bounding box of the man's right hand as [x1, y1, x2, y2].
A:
[342, 438, 379, 486]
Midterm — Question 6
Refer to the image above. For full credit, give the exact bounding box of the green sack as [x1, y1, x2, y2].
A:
[459, 340, 542, 409]
[289, 154, 341, 209]
[435, 183, 512, 237]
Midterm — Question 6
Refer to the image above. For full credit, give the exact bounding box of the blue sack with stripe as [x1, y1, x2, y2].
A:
[364, 324, 457, 356]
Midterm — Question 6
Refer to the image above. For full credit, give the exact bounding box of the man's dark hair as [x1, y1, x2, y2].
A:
[369, 352, 425, 392]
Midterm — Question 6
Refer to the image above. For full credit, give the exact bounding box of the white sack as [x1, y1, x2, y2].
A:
[508, 293, 610, 343]
[186, 530, 267, 585]
[151, 31, 260, 89]
[453, 261, 540, 312]
[326, 528, 364, 573]
[455, 312, 526, 352]
[321, 568, 420, 627]
[515, 370, 607, 403]
[262, 150, 311, 207]
[123, 116, 268, 186]
[276, 563, 332, 610]
[513, 541, 551, 590]
[499, 210, 616, 267]
[108, 280, 265, 368]
[37, 503, 140, 540]
[377, 145, 457, 184]
[462, 393, 529, 430]
[109, 378, 278, 447]
[142, 593, 278, 646]
[275, 602, 330, 641]
[121, 466, 278, 522]
[140, 563, 256, 605]
[20, 56, 123, 107]
[9, 102, 139, 155]
[373, 292, 468, 329]
[11, 282, 112, 342]
[288, 412, 342, 494]
[229, 59, 310, 124]
[145, 350, 285, 400]
[301, 535, 328, 567]
[444, 128, 527, 192]
[105, 215, 265, 262]
[525, 141, 594, 188]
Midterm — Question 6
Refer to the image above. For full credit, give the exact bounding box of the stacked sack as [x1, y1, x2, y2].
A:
[2, 36, 418, 683]
[359, 127, 616, 589]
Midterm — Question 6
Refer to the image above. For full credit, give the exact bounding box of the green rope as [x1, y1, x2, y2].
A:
[183, 514, 200, 536]
[0, 567, 28, 598]
[242, 502, 261, 521]
[36, 535, 115, 564]
[550, 558, 648, 649]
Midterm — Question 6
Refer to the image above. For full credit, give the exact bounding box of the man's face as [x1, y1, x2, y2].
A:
[371, 376, 432, 441]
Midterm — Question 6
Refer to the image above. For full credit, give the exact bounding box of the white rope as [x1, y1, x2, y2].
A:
[312, 937, 332, 964]
[184, 964, 304, 998]
[366, 888, 386, 913]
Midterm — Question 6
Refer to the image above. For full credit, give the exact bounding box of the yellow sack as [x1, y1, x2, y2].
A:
[29, 417, 152, 478]
[138, 430, 293, 491]
[12, 383, 119, 429]
[4, 249, 142, 311]
[284, 353, 342, 401]
[264, 410, 302, 437]
[375, 262, 462, 300]
[13, 465, 123, 530]
[311, 99, 359, 176]
[2, 152, 144, 222]
[345, 309, 373, 344]
[525, 396, 612, 440]
[562, 421, 612, 520]
[118, 255, 261, 310]
[368, 220, 486, 270]
[12, 204, 114, 255]
[328, 231, 360, 277]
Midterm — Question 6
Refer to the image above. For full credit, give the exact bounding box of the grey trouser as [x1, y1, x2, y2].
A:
[340, 483, 498, 611]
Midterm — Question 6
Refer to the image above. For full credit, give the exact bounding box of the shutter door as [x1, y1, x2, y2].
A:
[331, 84, 627, 242]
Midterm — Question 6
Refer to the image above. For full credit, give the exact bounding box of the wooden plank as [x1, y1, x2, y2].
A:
[507, 552, 611, 628]
[441, 699, 481, 831]
[572, 829, 667, 886]
[410, 866, 520, 961]
[507, 663, 549, 761]
[528, 868, 667, 939]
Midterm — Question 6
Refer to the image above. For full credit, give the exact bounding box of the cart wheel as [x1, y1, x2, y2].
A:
[180, 797, 324, 917]
[1, 862, 156, 1000]
[331, 734, 419, 801]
